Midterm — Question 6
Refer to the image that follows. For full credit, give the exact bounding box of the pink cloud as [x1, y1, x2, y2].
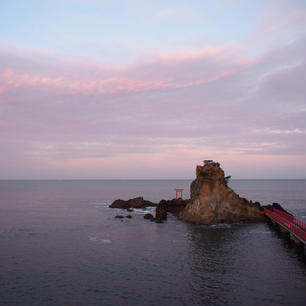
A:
[0, 47, 238, 97]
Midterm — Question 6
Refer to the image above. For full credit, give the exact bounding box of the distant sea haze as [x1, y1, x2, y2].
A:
[0, 179, 305, 306]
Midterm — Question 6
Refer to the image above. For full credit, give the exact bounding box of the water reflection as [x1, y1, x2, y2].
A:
[187, 222, 306, 306]
[187, 224, 239, 306]
[265, 222, 306, 264]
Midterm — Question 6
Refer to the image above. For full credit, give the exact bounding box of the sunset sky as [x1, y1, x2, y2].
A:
[0, 0, 305, 179]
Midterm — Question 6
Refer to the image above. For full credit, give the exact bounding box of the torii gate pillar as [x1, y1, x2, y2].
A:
[175, 189, 184, 199]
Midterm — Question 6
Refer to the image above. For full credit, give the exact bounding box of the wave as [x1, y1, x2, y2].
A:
[88, 235, 111, 244]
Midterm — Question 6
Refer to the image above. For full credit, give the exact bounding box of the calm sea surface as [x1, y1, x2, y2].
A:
[0, 179, 305, 306]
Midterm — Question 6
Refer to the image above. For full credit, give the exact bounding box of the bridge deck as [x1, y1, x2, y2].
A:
[264, 208, 306, 245]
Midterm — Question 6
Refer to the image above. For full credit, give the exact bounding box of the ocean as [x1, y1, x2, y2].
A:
[0, 179, 305, 306]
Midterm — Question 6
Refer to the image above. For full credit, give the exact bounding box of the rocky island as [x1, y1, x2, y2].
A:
[109, 197, 156, 209]
[109, 160, 287, 225]
[179, 160, 265, 224]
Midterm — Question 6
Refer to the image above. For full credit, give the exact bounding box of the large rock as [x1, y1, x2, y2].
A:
[109, 197, 157, 209]
[155, 198, 189, 221]
[155, 205, 167, 222]
[179, 161, 265, 224]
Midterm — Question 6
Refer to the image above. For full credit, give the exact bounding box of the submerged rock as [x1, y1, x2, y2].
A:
[179, 160, 265, 224]
[144, 213, 154, 220]
[115, 215, 124, 219]
[109, 197, 157, 209]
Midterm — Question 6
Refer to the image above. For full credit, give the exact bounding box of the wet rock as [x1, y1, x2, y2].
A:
[155, 205, 167, 222]
[144, 213, 154, 220]
[109, 197, 157, 209]
[115, 215, 124, 219]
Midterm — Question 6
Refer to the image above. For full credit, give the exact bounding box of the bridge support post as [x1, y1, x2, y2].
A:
[280, 227, 289, 234]
[293, 237, 304, 247]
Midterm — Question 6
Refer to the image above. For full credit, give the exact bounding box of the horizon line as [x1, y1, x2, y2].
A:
[0, 178, 305, 181]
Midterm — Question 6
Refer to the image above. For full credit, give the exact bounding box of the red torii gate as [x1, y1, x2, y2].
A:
[175, 189, 184, 199]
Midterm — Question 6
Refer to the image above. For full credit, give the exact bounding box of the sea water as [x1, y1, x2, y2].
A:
[0, 179, 305, 306]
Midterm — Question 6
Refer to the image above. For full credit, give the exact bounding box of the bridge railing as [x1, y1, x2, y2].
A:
[264, 208, 306, 241]
[272, 208, 306, 230]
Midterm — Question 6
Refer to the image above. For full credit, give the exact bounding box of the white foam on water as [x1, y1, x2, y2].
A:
[132, 207, 156, 215]
[89, 234, 111, 244]
[100, 239, 111, 244]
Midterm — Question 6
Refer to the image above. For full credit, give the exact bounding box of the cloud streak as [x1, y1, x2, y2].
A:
[0, 47, 237, 97]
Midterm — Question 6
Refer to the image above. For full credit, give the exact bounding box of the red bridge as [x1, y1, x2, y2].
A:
[264, 207, 306, 246]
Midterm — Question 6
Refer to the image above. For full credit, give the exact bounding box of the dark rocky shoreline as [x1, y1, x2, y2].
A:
[109, 197, 189, 223]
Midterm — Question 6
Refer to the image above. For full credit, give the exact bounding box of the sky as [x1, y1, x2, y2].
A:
[0, 0, 305, 179]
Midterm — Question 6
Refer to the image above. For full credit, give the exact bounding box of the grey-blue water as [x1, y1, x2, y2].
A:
[0, 179, 305, 306]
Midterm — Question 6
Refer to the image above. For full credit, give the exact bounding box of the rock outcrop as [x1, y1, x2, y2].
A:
[144, 213, 154, 220]
[264, 202, 292, 215]
[109, 197, 157, 209]
[155, 204, 167, 222]
[155, 198, 189, 221]
[179, 160, 265, 224]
